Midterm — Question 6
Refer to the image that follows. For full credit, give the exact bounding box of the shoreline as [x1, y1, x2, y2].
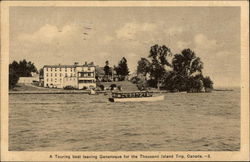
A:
[9, 89, 234, 94]
[8, 83, 236, 95]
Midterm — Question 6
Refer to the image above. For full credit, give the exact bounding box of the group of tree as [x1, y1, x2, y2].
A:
[102, 57, 130, 81]
[9, 59, 38, 89]
[114, 57, 129, 81]
[133, 44, 213, 92]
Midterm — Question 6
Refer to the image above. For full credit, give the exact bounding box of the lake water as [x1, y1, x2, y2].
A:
[9, 89, 240, 151]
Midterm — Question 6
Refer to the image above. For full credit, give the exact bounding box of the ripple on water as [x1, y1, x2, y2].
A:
[9, 91, 240, 151]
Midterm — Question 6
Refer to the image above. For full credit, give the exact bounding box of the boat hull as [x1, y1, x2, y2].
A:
[109, 95, 164, 102]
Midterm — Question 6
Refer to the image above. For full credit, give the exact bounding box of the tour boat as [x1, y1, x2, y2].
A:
[108, 91, 164, 102]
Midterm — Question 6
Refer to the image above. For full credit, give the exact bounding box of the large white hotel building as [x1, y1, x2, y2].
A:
[43, 62, 96, 89]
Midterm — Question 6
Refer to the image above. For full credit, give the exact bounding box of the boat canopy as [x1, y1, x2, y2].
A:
[112, 91, 153, 98]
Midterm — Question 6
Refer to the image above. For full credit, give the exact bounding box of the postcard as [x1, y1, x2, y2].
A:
[1, 0, 249, 161]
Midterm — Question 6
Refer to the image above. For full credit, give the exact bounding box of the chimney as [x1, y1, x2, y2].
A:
[85, 61, 87, 65]
[74, 62, 79, 65]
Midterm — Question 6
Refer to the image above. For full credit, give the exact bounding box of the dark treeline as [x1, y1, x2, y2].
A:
[132, 44, 213, 92]
[101, 57, 130, 81]
[9, 59, 37, 89]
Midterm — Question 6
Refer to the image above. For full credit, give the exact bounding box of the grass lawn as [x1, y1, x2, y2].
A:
[10, 83, 58, 92]
[10, 81, 139, 92]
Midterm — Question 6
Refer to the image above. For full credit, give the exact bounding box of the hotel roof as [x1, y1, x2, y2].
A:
[43, 64, 95, 68]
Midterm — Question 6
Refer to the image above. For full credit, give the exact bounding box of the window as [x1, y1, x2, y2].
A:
[46, 74, 48, 77]
[51, 68, 52, 71]
[47, 79, 49, 82]
[88, 67, 91, 70]
[55, 68, 57, 71]
[65, 73, 67, 77]
[51, 78, 53, 81]
[60, 73, 62, 77]
[55, 73, 57, 77]
[51, 73, 53, 77]
[60, 68, 61, 71]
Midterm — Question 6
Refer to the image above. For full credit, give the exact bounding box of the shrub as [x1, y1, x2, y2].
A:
[64, 85, 76, 90]
[117, 85, 122, 91]
[81, 86, 88, 90]
[110, 84, 117, 90]
[98, 84, 105, 91]
[202, 76, 213, 89]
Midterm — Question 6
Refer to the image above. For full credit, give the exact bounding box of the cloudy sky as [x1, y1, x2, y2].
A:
[10, 7, 240, 87]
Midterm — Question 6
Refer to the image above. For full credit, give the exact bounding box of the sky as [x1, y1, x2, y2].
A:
[10, 7, 240, 88]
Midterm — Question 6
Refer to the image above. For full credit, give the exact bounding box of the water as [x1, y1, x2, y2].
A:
[9, 90, 240, 151]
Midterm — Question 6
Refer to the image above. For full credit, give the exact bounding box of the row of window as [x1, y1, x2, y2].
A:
[46, 78, 62, 82]
[44, 67, 93, 72]
[45, 67, 76, 72]
[45, 73, 76, 77]
[46, 78, 77, 82]
[79, 80, 95, 83]
[79, 72, 94, 77]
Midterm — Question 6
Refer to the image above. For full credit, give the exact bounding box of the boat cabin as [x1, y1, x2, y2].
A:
[112, 91, 153, 98]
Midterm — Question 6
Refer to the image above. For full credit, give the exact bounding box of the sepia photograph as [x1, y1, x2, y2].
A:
[1, 0, 249, 161]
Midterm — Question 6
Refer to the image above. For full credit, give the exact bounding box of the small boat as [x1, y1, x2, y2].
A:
[109, 91, 164, 102]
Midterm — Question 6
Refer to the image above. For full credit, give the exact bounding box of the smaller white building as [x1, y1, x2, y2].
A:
[18, 73, 39, 84]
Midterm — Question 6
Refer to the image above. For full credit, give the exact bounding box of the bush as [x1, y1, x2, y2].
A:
[117, 85, 122, 91]
[147, 79, 158, 88]
[81, 86, 88, 90]
[9, 71, 19, 89]
[187, 77, 203, 93]
[98, 84, 105, 91]
[202, 76, 213, 89]
[131, 76, 140, 84]
[64, 86, 76, 90]
[110, 84, 117, 90]
[137, 84, 145, 91]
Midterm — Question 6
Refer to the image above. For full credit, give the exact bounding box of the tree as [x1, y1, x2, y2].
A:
[39, 68, 44, 78]
[202, 76, 213, 89]
[137, 57, 151, 76]
[172, 49, 203, 78]
[170, 49, 209, 92]
[9, 60, 38, 89]
[114, 57, 129, 81]
[148, 44, 172, 88]
[134, 45, 214, 92]
[104, 60, 111, 76]
[9, 61, 19, 89]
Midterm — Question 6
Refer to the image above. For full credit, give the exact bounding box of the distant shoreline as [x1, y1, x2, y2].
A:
[213, 89, 234, 91]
